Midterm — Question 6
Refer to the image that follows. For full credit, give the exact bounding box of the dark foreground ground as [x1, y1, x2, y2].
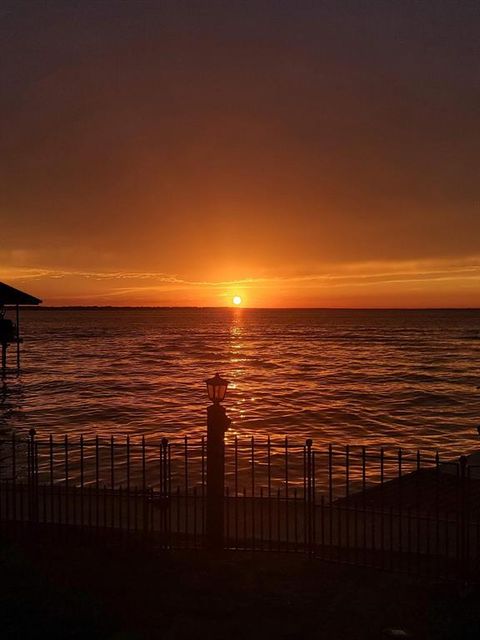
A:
[1, 530, 480, 639]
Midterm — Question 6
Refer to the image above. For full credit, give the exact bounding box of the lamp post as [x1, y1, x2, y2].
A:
[205, 373, 231, 550]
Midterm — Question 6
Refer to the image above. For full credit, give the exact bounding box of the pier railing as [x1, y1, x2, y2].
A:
[0, 433, 479, 581]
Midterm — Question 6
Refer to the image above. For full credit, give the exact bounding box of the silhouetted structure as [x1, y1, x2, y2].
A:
[0, 434, 478, 581]
[205, 373, 231, 549]
[0, 282, 42, 375]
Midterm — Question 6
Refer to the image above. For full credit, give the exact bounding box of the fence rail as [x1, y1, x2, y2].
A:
[0, 433, 479, 581]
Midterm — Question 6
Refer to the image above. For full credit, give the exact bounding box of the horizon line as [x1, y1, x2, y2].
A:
[15, 305, 480, 311]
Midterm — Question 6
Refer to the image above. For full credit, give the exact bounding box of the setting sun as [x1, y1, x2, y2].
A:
[232, 296, 242, 306]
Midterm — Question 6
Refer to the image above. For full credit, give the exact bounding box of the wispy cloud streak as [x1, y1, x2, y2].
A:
[3, 256, 480, 303]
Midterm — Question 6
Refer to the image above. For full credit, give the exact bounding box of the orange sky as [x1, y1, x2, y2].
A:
[1, 2, 479, 307]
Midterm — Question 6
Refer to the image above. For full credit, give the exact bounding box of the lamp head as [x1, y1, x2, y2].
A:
[205, 373, 229, 404]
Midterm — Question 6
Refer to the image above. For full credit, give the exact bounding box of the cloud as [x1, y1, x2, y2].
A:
[3, 255, 479, 306]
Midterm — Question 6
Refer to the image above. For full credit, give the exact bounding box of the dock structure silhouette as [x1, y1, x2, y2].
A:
[0, 282, 42, 375]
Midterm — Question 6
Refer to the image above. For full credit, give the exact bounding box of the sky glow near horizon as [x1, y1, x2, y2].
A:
[1, 1, 479, 307]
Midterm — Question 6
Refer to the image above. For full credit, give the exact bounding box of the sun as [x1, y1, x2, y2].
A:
[232, 295, 242, 306]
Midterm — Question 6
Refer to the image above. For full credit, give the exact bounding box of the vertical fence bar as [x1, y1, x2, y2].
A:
[435, 451, 440, 566]
[260, 486, 264, 551]
[95, 436, 99, 487]
[398, 448, 403, 567]
[0, 454, 3, 524]
[459, 455, 467, 582]
[72, 483, 77, 527]
[158, 438, 163, 529]
[47, 435, 53, 524]
[103, 483, 107, 530]
[285, 436, 289, 551]
[42, 482, 46, 526]
[328, 444, 333, 552]
[194, 485, 198, 549]
[168, 443, 172, 548]
[64, 435, 69, 526]
[201, 435, 206, 537]
[110, 436, 115, 528]
[294, 487, 298, 552]
[134, 486, 138, 534]
[110, 436, 115, 490]
[184, 436, 189, 540]
[268, 436, 272, 550]
[473, 484, 478, 580]
[56, 441, 61, 527]
[118, 484, 122, 537]
[307, 439, 314, 556]
[353, 496, 358, 565]
[150, 487, 154, 536]
[303, 442, 307, 553]
[160, 438, 167, 541]
[95, 436, 100, 531]
[126, 435, 131, 530]
[28, 429, 35, 523]
[142, 436, 147, 534]
[175, 484, 180, 546]
[142, 436, 146, 493]
[80, 435, 84, 530]
[35, 438, 39, 484]
[312, 449, 316, 555]
[243, 487, 247, 548]
[466, 464, 471, 582]
[380, 447, 385, 568]
[345, 445, 350, 562]
[34, 436, 39, 524]
[251, 436, 255, 548]
[26, 433, 31, 492]
[234, 435, 238, 546]
[416, 451, 421, 575]
[5, 478, 10, 530]
[277, 488, 281, 552]
[85, 484, 91, 534]
[371, 490, 376, 568]
[27, 432, 32, 521]
[11, 432, 16, 524]
[362, 446, 366, 565]
[19, 472, 24, 526]
[225, 486, 231, 549]
[320, 494, 325, 559]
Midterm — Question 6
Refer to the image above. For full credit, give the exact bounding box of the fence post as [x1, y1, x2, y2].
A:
[28, 429, 37, 523]
[160, 437, 169, 544]
[306, 438, 314, 556]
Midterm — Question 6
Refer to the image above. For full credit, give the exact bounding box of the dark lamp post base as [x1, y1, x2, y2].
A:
[206, 403, 231, 550]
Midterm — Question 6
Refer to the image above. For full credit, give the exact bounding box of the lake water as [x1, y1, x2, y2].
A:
[1, 308, 480, 458]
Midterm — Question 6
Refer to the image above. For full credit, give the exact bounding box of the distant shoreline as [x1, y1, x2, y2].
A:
[14, 306, 480, 311]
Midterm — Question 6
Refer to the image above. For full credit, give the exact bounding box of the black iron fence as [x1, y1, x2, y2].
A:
[1, 432, 479, 581]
